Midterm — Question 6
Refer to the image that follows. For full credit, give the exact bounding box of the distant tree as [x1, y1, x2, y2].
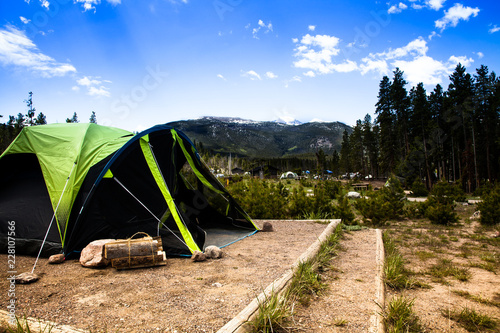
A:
[339, 129, 351, 174]
[24, 91, 36, 126]
[89, 111, 97, 124]
[66, 112, 79, 123]
[35, 112, 47, 125]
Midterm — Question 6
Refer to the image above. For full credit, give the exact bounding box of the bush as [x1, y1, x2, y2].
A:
[355, 176, 406, 225]
[336, 195, 356, 225]
[426, 203, 458, 225]
[403, 201, 427, 219]
[477, 184, 500, 225]
[410, 179, 428, 197]
[425, 181, 459, 225]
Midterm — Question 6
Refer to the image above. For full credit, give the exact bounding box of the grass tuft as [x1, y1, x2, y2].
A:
[452, 290, 500, 308]
[442, 306, 497, 332]
[383, 295, 424, 333]
[250, 290, 293, 333]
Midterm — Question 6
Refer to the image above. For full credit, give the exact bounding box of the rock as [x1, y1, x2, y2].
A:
[191, 251, 207, 262]
[347, 191, 361, 199]
[15, 272, 39, 284]
[262, 222, 274, 232]
[493, 231, 500, 238]
[212, 282, 223, 288]
[205, 245, 223, 259]
[48, 253, 65, 264]
[80, 239, 115, 268]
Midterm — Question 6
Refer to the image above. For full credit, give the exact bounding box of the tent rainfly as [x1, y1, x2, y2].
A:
[0, 123, 258, 257]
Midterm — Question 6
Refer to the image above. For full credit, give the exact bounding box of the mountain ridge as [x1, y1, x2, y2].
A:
[167, 116, 352, 158]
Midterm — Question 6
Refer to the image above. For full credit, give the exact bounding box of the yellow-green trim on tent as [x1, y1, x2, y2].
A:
[139, 137, 201, 253]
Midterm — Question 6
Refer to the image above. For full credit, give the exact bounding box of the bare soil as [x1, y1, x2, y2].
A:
[0, 220, 329, 333]
[2, 208, 499, 333]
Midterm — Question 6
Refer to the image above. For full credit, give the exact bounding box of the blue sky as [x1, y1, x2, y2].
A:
[0, 0, 499, 131]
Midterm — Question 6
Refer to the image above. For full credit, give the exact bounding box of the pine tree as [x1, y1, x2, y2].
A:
[66, 112, 79, 123]
[89, 111, 97, 124]
[35, 112, 47, 125]
[339, 129, 351, 174]
[447, 63, 475, 191]
[24, 91, 36, 126]
[375, 75, 396, 175]
[391, 68, 410, 159]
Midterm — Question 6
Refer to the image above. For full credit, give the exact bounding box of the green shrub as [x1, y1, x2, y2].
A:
[477, 184, 500, 226]
[336, 195, 356, 225]
[354, 176, 405, 225]
[410, 179, 428, 197]
[426, 181, 459, 225]
[403, 201, 427, 219]
[355, 194, 390, 226]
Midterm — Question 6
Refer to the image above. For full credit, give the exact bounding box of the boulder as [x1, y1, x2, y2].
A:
[15, 272, 39, 284]
[80, 239, 115, 268]
[191, 251, 207, 262]
[347, 191, 361, 199]
[262, 222, 274, 232]
[205, 245, 223, 259]
[48, 253, 65, 264]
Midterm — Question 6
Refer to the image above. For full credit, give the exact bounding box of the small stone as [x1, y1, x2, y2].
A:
[48, 253, 65, 264]
[15, 272, 39, 284]
[191, 251, 207, 262]
[205, 245, 223, 259]
[262, 222, 274, 232]
[212, 282, 223, 288]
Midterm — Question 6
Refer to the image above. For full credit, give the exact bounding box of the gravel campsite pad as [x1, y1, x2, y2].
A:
[0, 220, 328, 333]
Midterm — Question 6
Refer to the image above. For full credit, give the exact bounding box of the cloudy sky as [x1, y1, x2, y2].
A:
[0, 0, 498, 131]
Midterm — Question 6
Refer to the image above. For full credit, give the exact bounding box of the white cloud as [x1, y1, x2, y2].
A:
[393, 55, 448, 85]
[242, 70, 261, 80]
[293, 33, 358, 75]
[428, 31, 438, 40]
[489, 25, 500, 34]
[265, 71, 278, 79]
[360, 58, 389, 76]
[360, 37, 474, 86]
[426, 0, 446, 10]
[77, 76, 101, 86]
[435, 4, 480, 31]
[217, 74, 226, 80]
[88, 86, 110, 97]
[476, 51, 484, 59]
[308, 25, 316, 31]
[75, 75, 112, 97]
[74, 0, 121, 12]
[388, 2, 408, 14]
[0, 25, 76, 78]
[284, 76, 302, 88]
[252, 20, 273, 39]
[303, 71, 315, 77]
[41, 0, 50, 9]
[20, 17, 30, 24]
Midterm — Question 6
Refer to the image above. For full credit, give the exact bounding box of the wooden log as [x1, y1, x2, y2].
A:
[111, 252, 166, 270]
[105, 237, 162, 259]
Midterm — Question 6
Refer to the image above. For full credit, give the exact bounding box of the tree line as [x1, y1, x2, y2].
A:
[0, 91, 97, 154]
[339, 63, 499, 193]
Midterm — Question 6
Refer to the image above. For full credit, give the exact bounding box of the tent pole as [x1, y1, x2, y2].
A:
[31, 162, 77, 274]
[113, 177, 189, 249]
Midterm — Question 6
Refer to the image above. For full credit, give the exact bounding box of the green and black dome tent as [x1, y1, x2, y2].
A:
[0, 123, 258, 257]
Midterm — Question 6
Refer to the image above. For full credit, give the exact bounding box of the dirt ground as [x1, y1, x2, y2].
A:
[0, 220, 329, 333]
[2, 210, 499, 333]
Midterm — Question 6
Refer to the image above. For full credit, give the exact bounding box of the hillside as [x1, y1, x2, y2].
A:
[167, 117, 352, 158]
